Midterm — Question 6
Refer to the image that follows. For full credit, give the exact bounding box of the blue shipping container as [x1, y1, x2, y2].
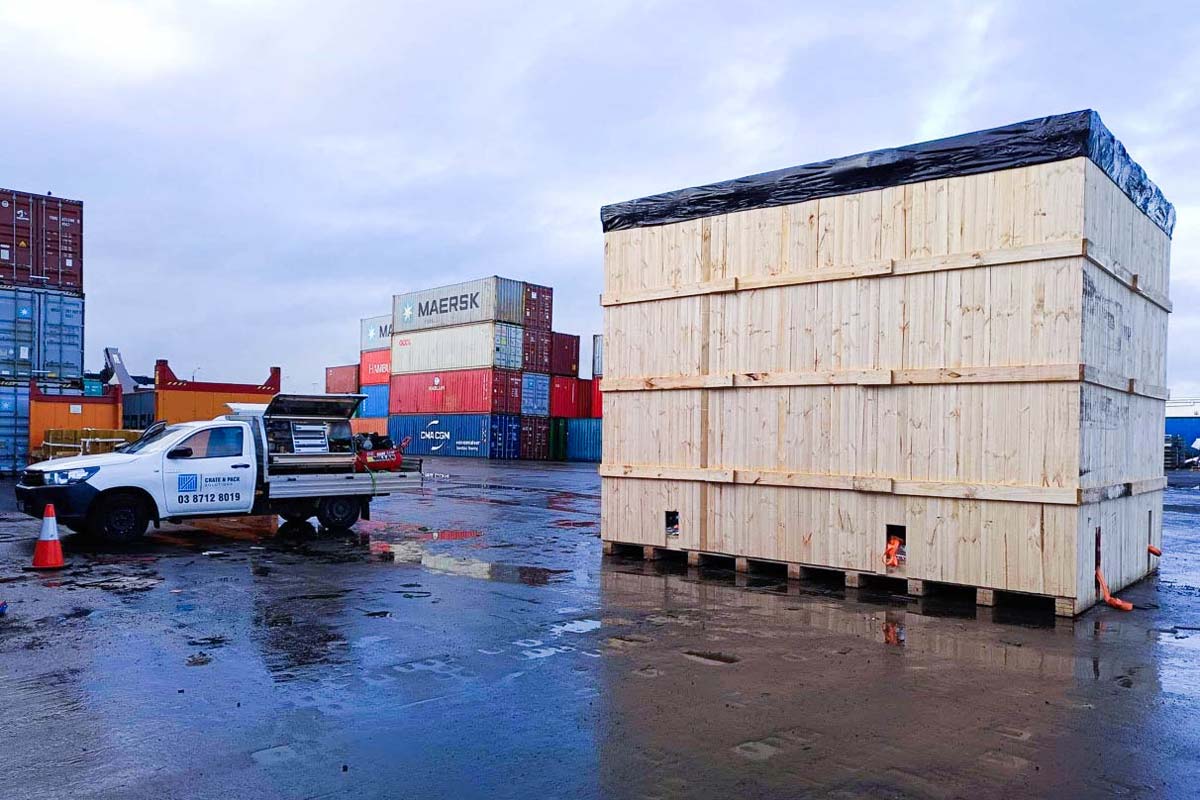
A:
[566, 418, 602, 462]
[359, 384, 390, 418]
[0, 288, 84, 379]
[0, 383, 31, 472]
[389, 413, 520, 459]
[39, 292, 85, 378]
[521, 372, 550, 416]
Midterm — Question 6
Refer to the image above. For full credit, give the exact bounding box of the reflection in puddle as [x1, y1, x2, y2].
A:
[372, 537, 569, 587]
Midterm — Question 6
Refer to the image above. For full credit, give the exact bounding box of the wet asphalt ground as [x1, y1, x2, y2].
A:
[0, 460, 1198, 799]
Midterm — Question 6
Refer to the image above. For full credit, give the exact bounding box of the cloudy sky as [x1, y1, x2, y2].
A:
[3, 2, 1197, 393]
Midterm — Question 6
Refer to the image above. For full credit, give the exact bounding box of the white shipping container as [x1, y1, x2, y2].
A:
[391, 322, 524, 374]
[360, 314, 392, 351]
[392, 276, 524, 333]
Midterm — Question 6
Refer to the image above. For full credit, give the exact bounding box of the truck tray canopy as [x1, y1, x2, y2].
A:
[264, 394, 364, 420]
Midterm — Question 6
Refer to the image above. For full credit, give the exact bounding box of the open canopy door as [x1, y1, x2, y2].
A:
[263, 393, 364, 420]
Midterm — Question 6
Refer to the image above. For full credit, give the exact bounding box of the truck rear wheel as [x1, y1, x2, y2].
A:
[316, 496, 361, 530]
[88, 492, 150, 543]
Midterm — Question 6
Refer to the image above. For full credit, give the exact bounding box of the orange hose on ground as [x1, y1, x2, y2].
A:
[1095, 567, 1133, 612]
[1148, 545, 1162, 557]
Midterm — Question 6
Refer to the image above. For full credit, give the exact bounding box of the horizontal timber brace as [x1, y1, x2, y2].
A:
[598, 465, 1168, 507]
[600, 238, 1172, 313]
[601, 363, 1170, 401]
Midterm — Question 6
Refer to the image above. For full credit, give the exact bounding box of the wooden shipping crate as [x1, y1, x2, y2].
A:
[598, 112, 1173, 615]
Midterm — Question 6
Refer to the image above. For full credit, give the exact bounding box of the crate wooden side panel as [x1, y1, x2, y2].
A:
[602, 390, 704, 468]
[600, 477, 703, 549]
[1076, 490, 1163, 608]
[1083, 160, 1171, 300]
[1079, 385, 1165, 489]
[605, 261, 1085, 381]
[707, 383, 1079, 487]
[603, 160, 1087, 298]
[1081, 262, 1168, 387]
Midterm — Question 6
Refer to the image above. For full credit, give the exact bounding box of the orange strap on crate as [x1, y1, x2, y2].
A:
[1095, 567, 1133, 612]
[1148, 545, 1162, 557]
[882, 536, 902, 568]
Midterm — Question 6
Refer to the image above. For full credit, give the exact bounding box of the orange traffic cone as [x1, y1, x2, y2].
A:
[30, 504, 66, 570]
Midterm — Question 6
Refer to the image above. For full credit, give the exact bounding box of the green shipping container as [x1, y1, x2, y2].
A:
[549, 417, 568, 461]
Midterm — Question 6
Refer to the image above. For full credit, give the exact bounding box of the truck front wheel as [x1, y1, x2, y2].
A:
[316, 496, 361, 530]
[88, 492, 150, 542]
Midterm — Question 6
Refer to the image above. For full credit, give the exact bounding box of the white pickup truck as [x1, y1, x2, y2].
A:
[15, 394, 420, 541]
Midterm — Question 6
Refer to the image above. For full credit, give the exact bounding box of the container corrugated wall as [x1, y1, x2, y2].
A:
[360, 314, 392, 351]
[359, 348, 390, 385]
[0, 383, 31, 471]
[566, 418, 602, 462]
[0, 288, 84, 379]
[523, 283, 553, 330]
[325, 364, 358, 393]
[359, 384, 390, 418]
[549, 417, 568, 461]
[388, 413, 520, 459]
[391, 322, 523, 374]
[589, 379, 602, 418]
[550, 332, 580, 376]
[520, 416, 549, 459]
[389, 368, 521, 415]
[122, 389, 155, 429]
[0, 190, 83, 292]
[38, 292, 84, 378]
[392, 276, 525, 333]
[578, 379, 593, 417]
[592, 333, 603, 377]
[522, 328, 551, 373]
[550, 376, 580, 418]
[521, 372, 549, 416]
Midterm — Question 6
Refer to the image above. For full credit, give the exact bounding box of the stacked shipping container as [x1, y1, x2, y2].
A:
[0, 189, 86, 472]
[328, 276, 603, 462]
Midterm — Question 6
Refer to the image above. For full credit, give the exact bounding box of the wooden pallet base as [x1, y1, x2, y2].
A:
[601, 542, 1079, 617]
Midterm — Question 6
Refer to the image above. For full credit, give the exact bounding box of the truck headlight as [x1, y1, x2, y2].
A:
[45, 467, 99, 486]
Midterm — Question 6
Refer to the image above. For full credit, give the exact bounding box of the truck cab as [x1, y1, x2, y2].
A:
[15, 393, 419, 541]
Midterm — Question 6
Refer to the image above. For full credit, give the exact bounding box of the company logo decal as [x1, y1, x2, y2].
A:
[420, 419, 450, 451]
[178, 474, 199, 492]
[403, 305, 413, 320]
[406, 292, 481, 320]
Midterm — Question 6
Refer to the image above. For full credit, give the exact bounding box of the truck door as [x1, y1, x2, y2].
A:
[162, 424, 256, 515]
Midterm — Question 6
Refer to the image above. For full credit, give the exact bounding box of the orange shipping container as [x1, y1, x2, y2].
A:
[153, 359, 280, 424]
[29, 382, 123, 452]
[350, 417, 388, 437]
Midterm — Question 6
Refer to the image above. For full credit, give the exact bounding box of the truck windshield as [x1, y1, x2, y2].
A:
[122, 424, 186, 454]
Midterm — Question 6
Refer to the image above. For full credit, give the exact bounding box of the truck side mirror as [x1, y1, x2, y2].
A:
[167, 446, 193, 459]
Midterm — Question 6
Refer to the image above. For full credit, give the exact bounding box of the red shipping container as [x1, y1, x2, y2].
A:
[550, 376, 580, 418]
[359, 348, 391, 385]
[550, 332, 580, 377]
[577, 379, 593, 417]
[0, 188, 83, 292]
[520, 416, 550, 460]
[523, 283, 553, 331]
[589, 378, 602, 418]
[523, 328, 551, 373]
[389, 368, 522, 414]
[325, 364, 358, 394]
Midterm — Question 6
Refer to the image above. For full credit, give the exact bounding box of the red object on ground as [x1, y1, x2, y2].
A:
[0, 189, 83, 292]
[589, 378, 602, 418]
[355, 436, 409, 472]
[522, 328, 551, 373]
[550, 376, 580, 418]
[325, 364, 358, 393]
[389, 368, 522, 415]
[358, 349, 390, 386]
[520, 416, 550, 460]
[523, 283, 553, 331]
[31, 504, 65, 570]
[550, 332, 580, 376]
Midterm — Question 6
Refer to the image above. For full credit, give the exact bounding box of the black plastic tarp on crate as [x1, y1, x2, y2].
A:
[600, 110, 1174, 237]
